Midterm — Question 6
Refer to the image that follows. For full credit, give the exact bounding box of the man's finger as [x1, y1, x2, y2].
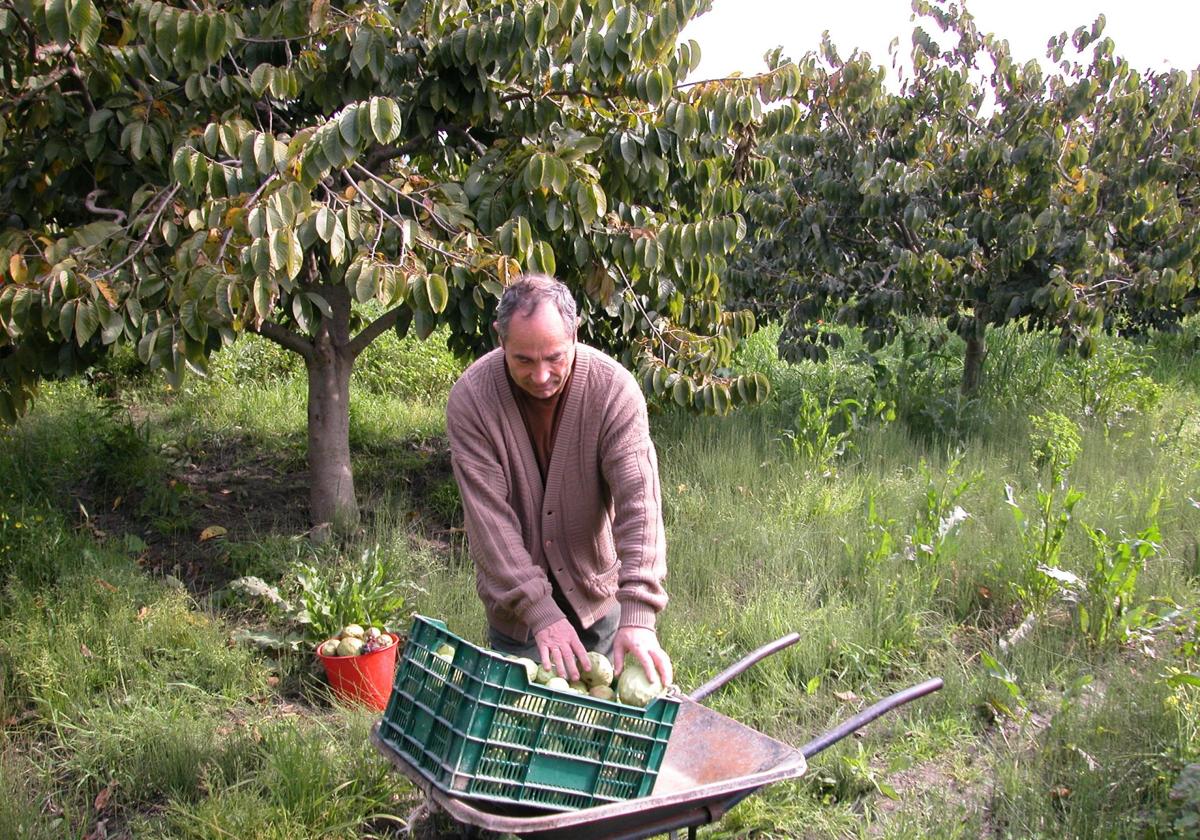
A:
[550, 647, 568, 681]
[651, 647, 673, 686]
[570, 635, 591, 672]
[634, 648, 657, 683]
[612, 642, 625, 675]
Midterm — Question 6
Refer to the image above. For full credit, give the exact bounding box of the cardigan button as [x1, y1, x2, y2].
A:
[544, 539, 552, 548]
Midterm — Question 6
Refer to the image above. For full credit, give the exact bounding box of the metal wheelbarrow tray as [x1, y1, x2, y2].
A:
[371, 633, 942, 840]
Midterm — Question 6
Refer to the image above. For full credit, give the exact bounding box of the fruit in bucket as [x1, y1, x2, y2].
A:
[319, 625, 395, 657]
[336, 636, 365, 657]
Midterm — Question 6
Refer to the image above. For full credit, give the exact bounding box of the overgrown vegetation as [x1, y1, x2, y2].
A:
[1, 316, 1197, 837]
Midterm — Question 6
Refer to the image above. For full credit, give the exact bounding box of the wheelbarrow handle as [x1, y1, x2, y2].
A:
[799, 677, 944, 758]
[687, 632, 802, 702]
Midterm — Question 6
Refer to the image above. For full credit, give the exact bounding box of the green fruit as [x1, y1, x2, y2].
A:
[434, 643, 455, 661]
[582, 652, 614, 688]
[341, 624, 365, 639]
[514, 657, 538, 683]
[568, 679, 588, 693]
[588, 685, 616, 701]
[545, 677, 570, 692]
[336, 637, 364, 657]
[318, 639, 340, 657]
[535, 664, 557, 684]
[617, 659, 663, 707]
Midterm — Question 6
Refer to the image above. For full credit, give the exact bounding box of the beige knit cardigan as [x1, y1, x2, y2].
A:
[445, 344, 667, 643]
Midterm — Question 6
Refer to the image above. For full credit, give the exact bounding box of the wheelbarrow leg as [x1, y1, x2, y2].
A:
[406, 799, 506, 840]
[666, 830, 697, 840]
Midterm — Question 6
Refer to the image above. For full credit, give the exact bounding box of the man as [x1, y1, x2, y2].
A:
[445, 273, 673, 686]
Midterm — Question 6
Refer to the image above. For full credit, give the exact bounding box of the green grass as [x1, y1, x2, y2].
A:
[1, 320, 1198, 837]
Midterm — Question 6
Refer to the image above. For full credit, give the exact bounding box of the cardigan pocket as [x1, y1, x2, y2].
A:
[584, 557, 620, 598]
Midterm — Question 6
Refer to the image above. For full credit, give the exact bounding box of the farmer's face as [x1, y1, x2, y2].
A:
[499, 302, 576, 400]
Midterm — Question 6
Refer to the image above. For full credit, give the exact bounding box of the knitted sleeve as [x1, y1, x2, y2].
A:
[446, 378, 565, 633]
[597, 367, 668, 629]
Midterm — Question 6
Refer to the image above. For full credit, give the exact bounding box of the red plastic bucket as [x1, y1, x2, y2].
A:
[316, 638, 399, 710]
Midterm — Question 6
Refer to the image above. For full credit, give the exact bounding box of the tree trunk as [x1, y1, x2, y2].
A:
[961, 330, 987, 395]
[305, 285, 358, 532]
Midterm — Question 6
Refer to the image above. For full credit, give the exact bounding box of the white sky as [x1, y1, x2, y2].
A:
[681, 1, 1200, 83]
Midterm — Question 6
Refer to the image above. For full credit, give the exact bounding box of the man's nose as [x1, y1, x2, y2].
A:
[531, 365, 550, 384]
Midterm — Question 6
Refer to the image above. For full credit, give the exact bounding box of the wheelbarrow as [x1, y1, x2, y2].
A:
[371, 632, 943, 839]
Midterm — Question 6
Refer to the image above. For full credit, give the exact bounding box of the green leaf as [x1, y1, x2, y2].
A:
[250, 64, 274, 97]
[68, 0, 101, 53]
[315, 207, 335, 242]
[328, 218, 346, 264]
[369, 97, 401, 144]
[529, 241, 556, 275]
[74, 300, 99, 345]
[304, 292, 332, 319]
[269, 228, 290, 271]
[46, 0, 70, 44]
[253, 277, 273, 320]
[58, 300, 77, 340]
[253, 133, 273, 174]
[355, 263, 377, 303]
[205, 11, 227, 63]
[426, 273, 449, 313]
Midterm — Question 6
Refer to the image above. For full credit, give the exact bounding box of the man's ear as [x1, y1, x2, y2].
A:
[492, 320, 502, 346]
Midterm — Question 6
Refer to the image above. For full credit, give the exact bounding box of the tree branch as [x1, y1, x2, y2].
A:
[348, 304, 408, 359]
[0, 67, 70, 115]
[251, 320, 315, 362]
[92, 185, 181, 281]
[84, 190, 127, 225]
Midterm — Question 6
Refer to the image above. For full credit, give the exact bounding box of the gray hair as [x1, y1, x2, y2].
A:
[494, 273, 577, 341]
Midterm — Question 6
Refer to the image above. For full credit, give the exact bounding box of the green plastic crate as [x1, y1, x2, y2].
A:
[379, 615, 679, 812]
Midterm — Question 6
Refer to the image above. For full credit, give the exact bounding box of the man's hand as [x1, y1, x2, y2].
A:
[533, 618, 591, 682]
[613, 626, 673, 687]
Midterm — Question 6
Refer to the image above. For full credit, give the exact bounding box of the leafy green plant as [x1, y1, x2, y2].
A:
[1006, 412, 1085, 611]
[1029, 412, 1082, 485]
[1167, 763, 1200, 839]
[291, 546, 418, 642]
[1078, 524, 1159, 649]
[780, 385, 894, 475]
[979, 650, 1028, 720]
[903, 458, 976, 598]
[1065, 342, 1164, 431]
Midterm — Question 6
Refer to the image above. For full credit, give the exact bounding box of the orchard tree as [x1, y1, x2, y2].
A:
[0, 0, 798, 529]
[733, 0, 1199, 393]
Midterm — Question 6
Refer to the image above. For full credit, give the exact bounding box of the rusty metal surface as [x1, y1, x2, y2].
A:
[371, 695, 807, 840]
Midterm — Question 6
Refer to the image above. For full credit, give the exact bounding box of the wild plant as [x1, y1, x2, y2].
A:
[1064, 341, 1164, 432]
[1076, 524, 1160, 649]
[779, 384, 893, 475]
[903, 457, 976, 599]
[1005, 412, 1084, 612]
[290, 544, 419, 642]
[231, 544, 420, 645]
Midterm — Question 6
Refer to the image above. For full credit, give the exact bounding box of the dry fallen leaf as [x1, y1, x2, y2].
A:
[93, 781, 115, 812]
[136, 606, 150, 621]
[80, 643, 95, 659]
[834, 690, 859, 703]
[198, 525, 228, 542]
[95, 578, 118, 593]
